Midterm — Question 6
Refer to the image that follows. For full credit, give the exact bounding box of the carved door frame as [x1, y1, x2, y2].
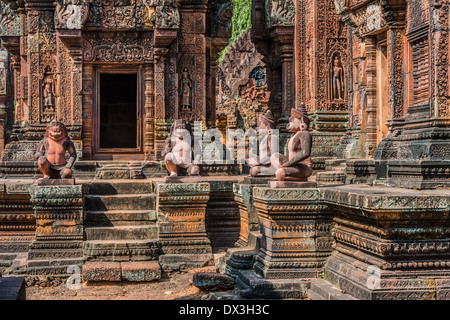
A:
[93, 65, 144, 160]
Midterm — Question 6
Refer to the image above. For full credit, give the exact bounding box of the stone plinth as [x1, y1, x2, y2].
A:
[27, 184, 84, 275]
[0, 181, 35, 270]
[242, 176, 272, 185]
[269, 181, 317, 189]
[156, 182, 212, 271]
[252, 186, 333, 279]
[164, 175, 203, 183]
[323, 185, 450, 300]
[37, 178, 75, 186]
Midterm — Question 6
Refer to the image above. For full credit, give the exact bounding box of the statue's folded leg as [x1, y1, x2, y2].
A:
[270, 153, 288, 169]
[187, 164, 200, 176]
[37, 156, 52, 179]
[164, 153, 178, 176]
[276, 164, 313, 181]
[60, 167, 73, 179]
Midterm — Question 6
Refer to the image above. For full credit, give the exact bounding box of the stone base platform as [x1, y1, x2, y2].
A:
[82, 261, 161, 282]
[236, 270, 309, 299]
[268, 180, 317, 188]
[224, 231, 261, 277]
[36, 178, 75, 186]
[242, 176, 273, 185]
[158, 254, 215, 274]
[323, 184, 450, 300]
[164, 175, 203, 183]
[306, 279, 357, 300]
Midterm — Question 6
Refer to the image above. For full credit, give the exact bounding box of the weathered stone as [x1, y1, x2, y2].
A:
[37, 178, 75, 186]
[188, 266, 218, 283]
[192, 272, 235, 291]
[157, 182, 212, 255]
[82, 262, 121, 282]
[252, 186, 332, 279]
[237, 270, 309, 299]
[27, 184, 84, 275]
[121, 262, 161, 282]
[268, 181, 317, 189]
[159, 254, 214, 273]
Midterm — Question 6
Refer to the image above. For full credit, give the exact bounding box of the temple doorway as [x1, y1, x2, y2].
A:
[94, 70, 143, 160]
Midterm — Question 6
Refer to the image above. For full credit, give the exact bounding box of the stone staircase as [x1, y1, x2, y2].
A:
[83, 181, 159, 263]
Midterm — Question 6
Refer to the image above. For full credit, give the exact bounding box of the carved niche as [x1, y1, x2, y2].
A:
[39, 58, 58, 123]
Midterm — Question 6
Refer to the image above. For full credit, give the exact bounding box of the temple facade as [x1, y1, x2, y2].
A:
[0, 0, 232, 172]
[0, 0, 449, 301]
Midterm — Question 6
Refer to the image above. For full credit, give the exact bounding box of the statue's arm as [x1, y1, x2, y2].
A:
[34, 140, 46, 159]
[65, 140, 77, 169]
[192, 139, 202, 165]
[161, 138, 172, 158]
[282, 134, 311, 167]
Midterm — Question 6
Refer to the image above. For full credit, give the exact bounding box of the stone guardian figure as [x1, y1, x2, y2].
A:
[161, 119, 201, 179]
[271, 104, 313, 181]
[35, 121, 77, 179]
[247, 110, 277, 177]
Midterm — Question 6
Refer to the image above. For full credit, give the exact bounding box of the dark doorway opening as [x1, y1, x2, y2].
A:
[99, 73, 138, 149]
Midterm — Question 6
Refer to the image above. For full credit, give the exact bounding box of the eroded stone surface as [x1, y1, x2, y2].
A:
[192, 272, 236, 291]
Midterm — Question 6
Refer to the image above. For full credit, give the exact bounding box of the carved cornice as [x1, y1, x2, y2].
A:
[336, 0, 406, 37]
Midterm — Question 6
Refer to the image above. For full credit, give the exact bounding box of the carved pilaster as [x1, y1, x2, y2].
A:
[153, 50, 168, 160]
[253, 187, 333, 279]
[156, 182, 212, 256]
[364, 36, 377, 157]
[387, 26, 405, 124]
[28, 184, 84, 275]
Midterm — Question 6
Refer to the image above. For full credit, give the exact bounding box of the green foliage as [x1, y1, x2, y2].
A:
[217, 0, 252, 65]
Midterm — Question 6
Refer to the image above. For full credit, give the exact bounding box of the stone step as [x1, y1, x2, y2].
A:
[84, 225, 158, 241]
[85, 210, 157, 226]
[89, 181, 154, 195]
[82, 261, 161, 282]
[83, 240, 160, 262]
[85, 194, 156, 211]
[308, 279, 357, 300]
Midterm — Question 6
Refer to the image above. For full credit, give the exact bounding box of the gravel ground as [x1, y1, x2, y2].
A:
[25, 272, 238, 300]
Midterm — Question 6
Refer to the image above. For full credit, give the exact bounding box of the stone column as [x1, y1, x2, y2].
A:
[364, 36, 378, 157]
[252, 186, 333, 279]
[156, 182, 213, 272]
[153, 52, 168, 160]
[27, 184, 84, 276]
[387, 26, 406, 125]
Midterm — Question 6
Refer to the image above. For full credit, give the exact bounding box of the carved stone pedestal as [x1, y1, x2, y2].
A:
[252, 186, 333, 279]
[27, 184, 84, 275]
[37, 178, 75, 186]
[156, 182, 212, 272]
[269, 181, 317, 189]
[242, 176, 272, 185]
[323, 185, 450, 300]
